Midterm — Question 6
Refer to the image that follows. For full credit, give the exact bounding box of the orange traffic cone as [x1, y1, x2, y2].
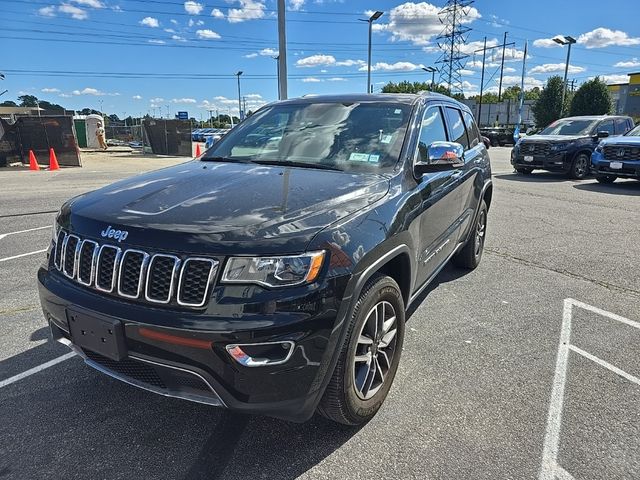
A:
[29, 150, 40, 171]
[49, 148, 60, 171]
[195, 143, 201, 157]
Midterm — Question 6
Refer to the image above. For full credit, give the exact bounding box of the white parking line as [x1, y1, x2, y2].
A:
[539, 299, 639, 480]
[0, 248, 48, 263]
[0, 352, 76, 389]
[0, 226, 50, 241]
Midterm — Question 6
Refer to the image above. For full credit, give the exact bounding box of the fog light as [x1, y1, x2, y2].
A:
[226, 341, 294, 367]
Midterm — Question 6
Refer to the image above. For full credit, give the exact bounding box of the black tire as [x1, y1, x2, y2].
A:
[452, 199, 488, 270]
[515, 167, 533, 174]
[596, 174, 617, 184]
[318, 274, 405, 425]
[568, 153, 590, 179]
[491, 138, 498, 147]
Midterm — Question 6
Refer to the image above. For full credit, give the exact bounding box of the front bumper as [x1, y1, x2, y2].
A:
[591, 154, 640, 178]
[38, 265, 350, 422]
[511, 150, 570, 171]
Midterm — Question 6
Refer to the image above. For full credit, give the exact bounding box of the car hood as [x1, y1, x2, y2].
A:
[521, 134, 587, 142]
[60, 161, 390, 255]
[598, 136, 640, 146]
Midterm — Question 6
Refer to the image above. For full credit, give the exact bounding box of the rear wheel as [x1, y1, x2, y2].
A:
[453, 200, 487, 270]
[596, 174, 617, 184]
[515, 167, 533, 174]
[568, 153, 590, 179]
[318, 274, 405, 425]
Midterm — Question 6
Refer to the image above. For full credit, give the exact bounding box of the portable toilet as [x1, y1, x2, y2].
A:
[85, 114, 105, 149]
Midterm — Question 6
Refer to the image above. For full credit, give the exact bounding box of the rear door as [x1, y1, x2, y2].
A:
[412, 104, 465, 288]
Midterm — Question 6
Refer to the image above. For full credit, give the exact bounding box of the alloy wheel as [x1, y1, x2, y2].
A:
[475, 209, 486, 257]
[575, 156, 588, 177]
[353, 300, 398, 400]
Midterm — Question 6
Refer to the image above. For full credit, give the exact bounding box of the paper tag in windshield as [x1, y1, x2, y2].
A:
[349, 153, 380, 163]
[381, 134, 393, 144]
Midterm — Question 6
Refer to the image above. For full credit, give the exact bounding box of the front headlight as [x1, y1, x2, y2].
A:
[222, 251, 325, 287]
[550, 143, 570, 151]
[595, 142, 604, 153]
[51, 215, 61, 243]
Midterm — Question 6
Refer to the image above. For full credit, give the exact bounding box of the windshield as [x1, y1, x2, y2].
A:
[539, 119, 598, 136]
[202, 102, 412, 172]
[625, 124, 640, 136]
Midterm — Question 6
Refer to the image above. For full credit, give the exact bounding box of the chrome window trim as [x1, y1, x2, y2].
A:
[145, 254, 181, 304]
[117, 249, 150, 299]
[77, 240, 99, 286]
[95, 244, 122, 293]
[177, 258, 218, 307]
[62, 234, 81, 279]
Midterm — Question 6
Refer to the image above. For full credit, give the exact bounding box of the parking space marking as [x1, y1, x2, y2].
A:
[0, 248, 48, 263]
[0, 352, 76, 389]
[0, 226, 50, 241]
[539, 299, 639, 480]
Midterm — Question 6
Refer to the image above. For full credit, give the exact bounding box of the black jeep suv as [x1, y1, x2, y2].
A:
[39, 93, 492, 425]
[511, 115, 633, 178]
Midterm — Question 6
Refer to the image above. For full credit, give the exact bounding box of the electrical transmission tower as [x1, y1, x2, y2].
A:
[435, 0, 474, 95]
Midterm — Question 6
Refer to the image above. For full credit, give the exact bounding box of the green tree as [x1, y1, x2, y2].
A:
[569, 77, 611, 116]
[381, 81, 462, 99]
[0, 100, 18, 107]
[18, 95, 39, 107]
[532, 76, 566, 128]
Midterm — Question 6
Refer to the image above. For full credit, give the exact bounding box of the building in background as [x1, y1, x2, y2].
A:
[608, 73, 640, 118]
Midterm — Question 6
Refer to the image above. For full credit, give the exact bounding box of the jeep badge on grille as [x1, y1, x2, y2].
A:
[101, 226, 128, 242]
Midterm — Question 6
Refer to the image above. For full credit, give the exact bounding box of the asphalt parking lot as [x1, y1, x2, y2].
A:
[1, 147, 638, 480]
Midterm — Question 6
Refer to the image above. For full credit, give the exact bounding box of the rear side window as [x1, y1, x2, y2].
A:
[462, 110, 481, 147]
[598, 120, 615, 135]
[444, 107, 470, 150]
[416, 106, 448, 162]
[615, 118, 631, 135]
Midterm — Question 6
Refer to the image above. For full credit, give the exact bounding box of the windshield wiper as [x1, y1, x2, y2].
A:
[250, 159, 343, 171]
[200, 156, 250, 163]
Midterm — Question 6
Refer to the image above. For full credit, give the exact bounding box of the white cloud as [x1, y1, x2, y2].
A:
[578, 27, 640, 49]
[614, 58, 640, 68]
[150, 97, 164, 103]
[37, 6, 56, 17]
[188, 19, 205, 27]
[41, 87, 60, 93]
[140, 16, 160, 27]
[59, 93, 72, 98]
[210, 8, 224, 18]
[246, 47, 279, 58]
[459, 69, 475, 76]
[71, 87, 119, 96]
[244, 53, 259, 58]
[290, 0, 305, 10]
[376, 1, 481, 46]
[302, 77, 322, 82]
[529, 63, 585, 74]
[172, 35, 187, 42]
[196, 29, 221, 39]
[533, 37, 563, 48]
[133, 95, 142, 100]
[148, 39, 166, 44]
[503, 67, 516, 73]
[59, 3, 88, 20]
[228, 0, 266, 23]
[170, 19, 178, 25]
[70, 0, 105, 8]
[599, 74, 630, 84]
[501, 75, 543, 89]
[164, 28, 175, 33]
[245, 93, 262, 99]
[172, 98, 197, 103]
[361, 61, 424, 72]
[184, 1, 204, 15]
[335, 59, 366, 67]
[296, 54, 336, 67]
[327, 77, 347, 82]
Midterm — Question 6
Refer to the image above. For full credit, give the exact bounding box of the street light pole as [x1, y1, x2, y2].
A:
[553, 35, 577, 116]
[277, 0, 288, 100]
[235, 71, 243, 121]
[422, 66, 437, 91]
[273, 55, 280, 100]
[359, 11, 383, 94]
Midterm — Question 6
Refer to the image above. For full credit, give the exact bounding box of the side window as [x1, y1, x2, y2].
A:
[598, 120, 615, 136]
[444, 107, 470, 150]
[416, 106, 448, 163]
[462, 110, 481, 147]
[615, 118, 630, 135]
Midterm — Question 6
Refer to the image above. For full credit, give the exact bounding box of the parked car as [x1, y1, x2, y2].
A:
[591, 122, 640, 183]
[480, 126, 515, 146]
[191, 128, 204, 142]
[511, 115, 634, 178]
[39, 93, 492, 425]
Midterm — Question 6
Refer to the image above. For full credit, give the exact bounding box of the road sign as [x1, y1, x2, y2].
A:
[177, 111, 188, 120]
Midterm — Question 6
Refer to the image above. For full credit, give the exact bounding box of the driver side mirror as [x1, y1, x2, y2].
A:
[415, 141, 465, 175]
[596, 130, 610, 139]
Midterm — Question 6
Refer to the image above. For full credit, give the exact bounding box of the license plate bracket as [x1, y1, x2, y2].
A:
[67, 309, 127, 361]
[609, 161, 623, 170]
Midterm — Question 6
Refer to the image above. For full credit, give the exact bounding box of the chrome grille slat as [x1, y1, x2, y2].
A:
[53, 230, 216, 309]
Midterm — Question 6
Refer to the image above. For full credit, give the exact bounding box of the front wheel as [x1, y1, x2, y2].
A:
[568, 153, 590, 179]
[453, 200, 488, 270]
[318, 274, 405, 425]
[596, 174, 617, 184]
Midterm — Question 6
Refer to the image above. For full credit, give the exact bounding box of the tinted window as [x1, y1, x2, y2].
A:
[539, 119, 598, 136]
[416, 106, 448, 162]
[598, 120, 615, 135]
[444, 107, 469, 149]
[462, 110, 481, 147]
[626, 124, 640, 136]
[615, 118, 630, 135]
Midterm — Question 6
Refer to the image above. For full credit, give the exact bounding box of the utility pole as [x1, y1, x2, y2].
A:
[242, 96, 247, 117]
[497, 32, 508, 102]
[478, 36, 487, 126]
[273, 55, 281, 100]
[474, 35, 515, 124]
[435, 0, 473, 95]
[235, 71, 243, 121]
[514, 41, 528, 142]
[277, 0, 288, 100]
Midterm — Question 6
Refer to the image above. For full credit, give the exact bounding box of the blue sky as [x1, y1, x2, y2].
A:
[3, 0, 640, 118]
